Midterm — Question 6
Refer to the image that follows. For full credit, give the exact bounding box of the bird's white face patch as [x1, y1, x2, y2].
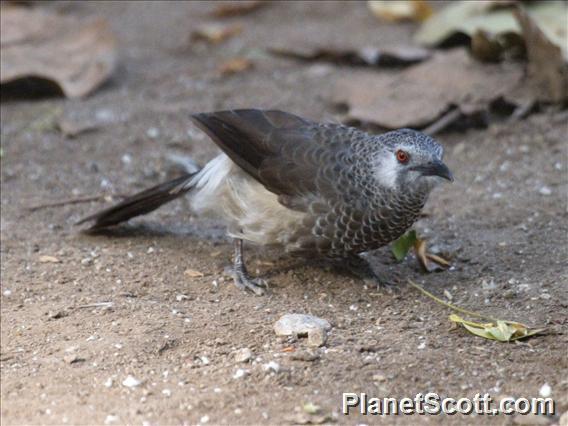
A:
[373, 153, 399, 189]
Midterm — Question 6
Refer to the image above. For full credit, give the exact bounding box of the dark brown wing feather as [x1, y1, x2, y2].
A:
[191, 109, 366, 209]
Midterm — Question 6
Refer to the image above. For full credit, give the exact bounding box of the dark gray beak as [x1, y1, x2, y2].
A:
[412, 160, 454, 182]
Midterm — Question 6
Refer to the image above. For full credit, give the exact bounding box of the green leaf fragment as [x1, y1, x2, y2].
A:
[391, 230, 417, 261]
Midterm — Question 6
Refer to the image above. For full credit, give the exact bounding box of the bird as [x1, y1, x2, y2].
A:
[77, 109, 453, 295]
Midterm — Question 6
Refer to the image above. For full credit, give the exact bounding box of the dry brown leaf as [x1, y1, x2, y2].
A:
[1, 7, 117, 98]
[513, 6, 568, 103]
[211, 1, 265, 18]
[334, 48, 523, 129]
[368, 0, 432, 22]
[191, 23, 242, 44]
[218, 57, 253, 76]
[269, 45, 431, 68]
[184, 268, 204, 278]
[39, 255, 61, 264]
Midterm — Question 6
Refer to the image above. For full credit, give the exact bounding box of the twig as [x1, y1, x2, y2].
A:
[407, 279, 498, 322]
[422, 108, 462, 136]
[27, 194, 123, 212]
[74, 302, 114, 309]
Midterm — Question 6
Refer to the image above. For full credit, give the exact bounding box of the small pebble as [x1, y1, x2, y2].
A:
[233, 369, 248, 379]
[307, 328, 327, 347]
[291, 350, 319, 362]
[234, 348, 253, 363]
[147, 127, 160, 139]
[539, 383, 552, 398]
[3, 289, 12, 296]
[121, 154, 132, 165]
[263, 361, 280, 373]
[538, 186, 552, 196]
[104, 415, 119, 425]
[122, 375, 142, 388]
[63, 353, 84, 364]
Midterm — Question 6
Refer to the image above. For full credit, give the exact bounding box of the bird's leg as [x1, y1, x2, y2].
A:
[231, 238, 268, 296]
[341, 254, 397, 292]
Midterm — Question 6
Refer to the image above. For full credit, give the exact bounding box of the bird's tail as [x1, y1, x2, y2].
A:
[75, 172, 198, 230]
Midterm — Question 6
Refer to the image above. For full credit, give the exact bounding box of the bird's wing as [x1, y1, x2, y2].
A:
[191, 109, 366, 210]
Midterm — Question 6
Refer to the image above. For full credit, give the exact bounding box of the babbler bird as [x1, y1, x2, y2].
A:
[78, 109, 453, 294]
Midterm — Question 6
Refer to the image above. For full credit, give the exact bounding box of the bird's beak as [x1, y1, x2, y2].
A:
[413, 160, 454, 182]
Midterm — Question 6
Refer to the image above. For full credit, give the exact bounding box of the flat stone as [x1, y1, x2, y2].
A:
[273, 314, 331, 337]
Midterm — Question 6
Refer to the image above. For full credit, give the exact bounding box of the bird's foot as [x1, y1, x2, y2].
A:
[232, 267, 268, 296]
[363, 276, 398, 293]
[341, 255, 399, 293]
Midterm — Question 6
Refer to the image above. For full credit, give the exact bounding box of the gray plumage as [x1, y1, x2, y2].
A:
[79, 109, 452, 294]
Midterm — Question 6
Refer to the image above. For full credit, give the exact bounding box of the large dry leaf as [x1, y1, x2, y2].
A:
[514, 6, 568, 103]
[333, 49, 523, 129]
[269, 45, 431, 68]
[415, 0, 567, 53]
[1, 7, 117, 98]
[368, 0, 432, 23]
[211, 1, 266, 18]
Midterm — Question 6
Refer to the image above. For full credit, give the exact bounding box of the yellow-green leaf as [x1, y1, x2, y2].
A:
[450, 313, 545, 342]
[391, 230, 417, 261]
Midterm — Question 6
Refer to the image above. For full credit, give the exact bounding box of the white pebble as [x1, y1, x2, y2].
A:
[121, 154, 132, 165]
[418, 342, 426, 350]
[104, 415, 119, 425]
[538, 186, 552, 196]
[539, 383, 552, 398]
[200, 415, 210, 424]
[263, 361, 280, 373]
[162, 389, 171, 397]
[122, 375, 142, 388]
[104, 378, 113, 388]
[233, 369, 248, 379]
[3, 289, 12, 296]
[147, 127, 160, 139]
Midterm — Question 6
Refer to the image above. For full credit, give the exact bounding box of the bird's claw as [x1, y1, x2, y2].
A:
[232, 268, 268, 296]
[366, 277, 399, 294]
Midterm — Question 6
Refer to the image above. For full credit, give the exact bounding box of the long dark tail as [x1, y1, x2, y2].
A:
[76, 172, 197, 230]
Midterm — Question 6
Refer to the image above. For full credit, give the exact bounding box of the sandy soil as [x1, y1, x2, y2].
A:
[1, 2, 567, 425]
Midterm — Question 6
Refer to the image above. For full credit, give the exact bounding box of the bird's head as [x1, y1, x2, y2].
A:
[373, 129, 453, 193]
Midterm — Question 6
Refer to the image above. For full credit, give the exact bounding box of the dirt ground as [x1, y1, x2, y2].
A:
[1, 2, 567, 425]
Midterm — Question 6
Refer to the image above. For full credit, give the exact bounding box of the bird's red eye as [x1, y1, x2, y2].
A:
[396, 150, 409, 164]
